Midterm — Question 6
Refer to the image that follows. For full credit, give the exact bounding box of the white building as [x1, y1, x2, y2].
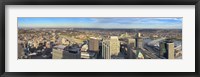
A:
[102, 36, 120, 59]
[88, 37, 99, 52]
[102, 40, 111, 59]
[167, 43, 174, 59]
[110, 36, 120, 56]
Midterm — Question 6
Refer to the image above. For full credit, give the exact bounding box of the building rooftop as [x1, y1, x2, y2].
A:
[53, 45, 66, 49]
[110, 36, 118, 39]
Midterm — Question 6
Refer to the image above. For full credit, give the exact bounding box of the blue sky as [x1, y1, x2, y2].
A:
[18, 17, 182, 29]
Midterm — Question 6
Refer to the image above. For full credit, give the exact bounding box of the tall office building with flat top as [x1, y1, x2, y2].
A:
[102, 36, 120, 59]
[159, 42, 166, 57]
[127, 38, 136, 59]
[166, 43, 174, 59]
[135, 32, 143, 49]
[52, 45, 65, 59]
[88, 37, 99, 52]
[159, 40, 175, 59]
[102, 40, 111, 59]
[110, 36, 120, 56]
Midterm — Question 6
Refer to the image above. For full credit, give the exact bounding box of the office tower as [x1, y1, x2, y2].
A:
[159, 42, 166, 57]
[52, 45, 65, 59]
[135, 33, 143, 49]
[97, 41, 103, 59]
[18, 43, 24, 59]
[102, 36, 120, 59]
[88, 37, 99, 52]
[167, 43, 174, 59]
[102, 40, 111, 59]
[110, 36, 120, 56]
[159, 40, 175, 59]
[127, 38, 136, 59]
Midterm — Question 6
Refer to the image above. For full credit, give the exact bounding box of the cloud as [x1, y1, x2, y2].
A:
[92, 17, 182, 25]
[92, 18, 133, 24]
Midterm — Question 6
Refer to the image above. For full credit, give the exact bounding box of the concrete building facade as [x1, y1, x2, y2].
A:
[88, 37, 99, 52]
[102, 40, 110, 59]
[110, 36, 120, 56]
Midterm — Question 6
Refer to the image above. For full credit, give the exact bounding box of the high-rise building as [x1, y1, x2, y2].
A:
[102, 36, 120, 59]
[159, 40, 175, 59]
[52, 45, 65, 59]
[127, 38, 136, 59]
[88, 37, 99, 52]
[102, 40, 111, 59]
[18, 43, 24, 59]
[166, 43, 174, 59]
[110, 36, 120, 56]
[135, 33, 143, 49]
[159, 42, 166, 57]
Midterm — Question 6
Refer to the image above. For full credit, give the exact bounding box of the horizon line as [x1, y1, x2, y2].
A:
[18, 27, 182, 29]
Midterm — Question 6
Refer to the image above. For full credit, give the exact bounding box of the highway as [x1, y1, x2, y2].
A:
[140, 38, 161, 59]
[143, 39, 166, 59]
[143, 44, 159, 56]
[130, 46, 160, 59]
[140, 48, 160, 59]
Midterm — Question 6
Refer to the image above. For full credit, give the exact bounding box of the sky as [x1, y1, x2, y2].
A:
[18, 17, 182, 29]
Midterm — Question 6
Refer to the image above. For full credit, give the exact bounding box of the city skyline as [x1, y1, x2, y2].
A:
[18, 17, 182, 29]
[17, 17, 182, 59]
[18, 28, 182, 59]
